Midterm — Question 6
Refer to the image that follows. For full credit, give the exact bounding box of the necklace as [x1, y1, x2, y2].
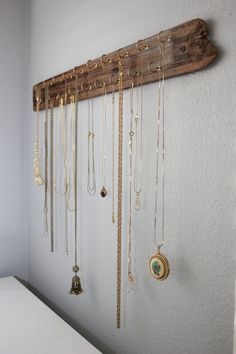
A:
[87, 85, 96, 195]
[44, 85, 49, 235]
[49, 100, 54, 252]
[100, 83, 108, 198]
[149, 34, 170, 281]
[67, 96, 76, 212]
[69, 86, 83, 295]
[54, 95, 69, 255]
[54, 96, 67, 196]
[133, 73, 143, 210]
[127, 80, 134, 282]
[34, 88, 44, 186]
[116, 59, 124, 329]
[111, 92, 115, 223]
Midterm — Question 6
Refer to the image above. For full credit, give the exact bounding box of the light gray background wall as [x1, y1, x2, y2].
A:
[24, 1, 235, 354]
[0, 0, 28, 280]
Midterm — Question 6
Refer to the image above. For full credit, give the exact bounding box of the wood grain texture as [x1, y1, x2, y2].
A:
[32, 18, 217, 111]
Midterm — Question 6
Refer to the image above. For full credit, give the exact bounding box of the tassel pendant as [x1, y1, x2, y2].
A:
[69, 265, 83, 295]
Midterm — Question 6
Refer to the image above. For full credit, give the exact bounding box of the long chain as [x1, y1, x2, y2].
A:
[117, 60, 124, 329]
[74, 95, 78, 266]
[54, 97, 67, 196]
[50, 101, 54, 252]
[100, 83, 108, 197]
[111, 92, 115, 223]
[127, 81, 134, 282]
[44, 85, 49, 235]
[67, 97, 76, 212]
[154, 38, 166, 250]
[34, 89, 44, 186]
[87, 86, 96, 195]
[133, 73, 143, 210]
[69, 85, 83, 295]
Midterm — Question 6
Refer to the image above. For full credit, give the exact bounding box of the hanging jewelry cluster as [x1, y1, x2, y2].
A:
[32, 19, 217, 328]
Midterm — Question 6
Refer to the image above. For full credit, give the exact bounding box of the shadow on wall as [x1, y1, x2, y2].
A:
[16, 277, 116, 354]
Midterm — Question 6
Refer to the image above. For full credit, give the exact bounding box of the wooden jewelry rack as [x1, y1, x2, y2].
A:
[32, 18, 217, 111]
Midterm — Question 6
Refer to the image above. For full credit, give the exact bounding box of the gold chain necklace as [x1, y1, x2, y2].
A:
[133, 73, 143, 210]
[67, 96, 76, 212]
[87, 85, 96, 195]
[111, 92, 116, 223]
[100, 83, 108, 198]
[34, 88, 44, 186]
[44, 85, 49, 235]
[127, 80, 134, 282]
[116, 60, 124, 328]
[54, 97, 67, 196]
[69, 87, 83, 295]
[49, 100, 54, 252]
[149, 34, 170, 281]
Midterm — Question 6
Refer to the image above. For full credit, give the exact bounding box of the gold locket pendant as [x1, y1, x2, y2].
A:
[149, 250, 170, 280]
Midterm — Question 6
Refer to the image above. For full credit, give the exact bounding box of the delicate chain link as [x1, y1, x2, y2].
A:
[153, 37, 166, 250]
[54, 98, 67, 196]
[112, 92, 116, 223]
[117, 61, 124, 329]
[127, 80, 134, 281]
[44, 86, 49, 235]
[67, 98, 76, 212]
[50, 102, 54, 252]
[102, 84, 107, 187]
[87, 86, 96, 195]
[133, 73, 143, 210]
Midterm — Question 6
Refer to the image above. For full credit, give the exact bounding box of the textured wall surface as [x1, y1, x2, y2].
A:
[0, 0, 28, 280]
[25, 1, 236, 353]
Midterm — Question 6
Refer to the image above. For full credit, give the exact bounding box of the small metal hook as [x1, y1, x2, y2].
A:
[128, 68, 140, 77]
[148, 62, 161, 73]
[110, 74, 119, 86]
[94, 79, 103, 89]
[87, 60, 98, 70]
[136, 39, 149, 51]
[158, 31, 171, 44]
[117, 48, 129, 60]
[101, 54, 112, 65]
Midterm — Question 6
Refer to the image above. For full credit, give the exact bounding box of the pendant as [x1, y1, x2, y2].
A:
[135, 194, 141, 210]
[100, 185, 108, 198]
[69, 265, 83, 295]
[35, 175, 44, 186]
[149, 251, 170, 280]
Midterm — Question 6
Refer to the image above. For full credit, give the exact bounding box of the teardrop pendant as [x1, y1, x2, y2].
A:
[135, 194, 141, 210]
[100, 185, 108, 198]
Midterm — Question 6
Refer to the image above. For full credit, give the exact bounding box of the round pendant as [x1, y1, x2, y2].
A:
[149, 251, 170, 280]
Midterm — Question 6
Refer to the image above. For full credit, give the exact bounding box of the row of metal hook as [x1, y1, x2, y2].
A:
[35, 59, 168, 103]
[34, 31, 171, 95]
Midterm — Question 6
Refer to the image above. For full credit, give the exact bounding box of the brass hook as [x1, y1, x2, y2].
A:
[158, 31, 171, 44]
[110, 74, 119, 86]
[87, 60, 98, 70]
[148, 62, 160, 73]
[136, 39, 149, 51]
[117, 48, 129, 60]
[94, 79, 103, 89]
[101, 54, 112, 65]
[128, 68, 140, 77]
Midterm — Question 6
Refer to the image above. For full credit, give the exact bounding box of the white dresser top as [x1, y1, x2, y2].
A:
[0, 277, 101, 354]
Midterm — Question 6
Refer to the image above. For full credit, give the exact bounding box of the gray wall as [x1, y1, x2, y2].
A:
[0, 0, 28, 280]
[25, 1, 235, 354]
